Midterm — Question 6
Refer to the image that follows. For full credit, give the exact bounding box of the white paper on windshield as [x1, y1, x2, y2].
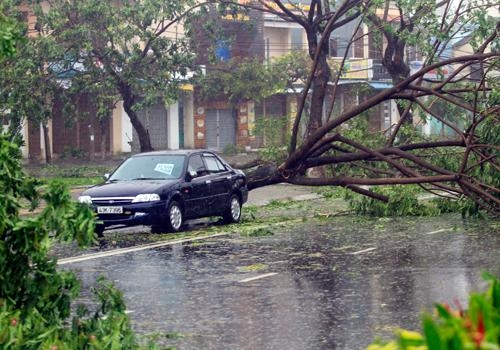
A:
[155, 163, 174, 175]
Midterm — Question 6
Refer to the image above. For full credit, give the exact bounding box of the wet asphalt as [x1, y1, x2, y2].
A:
[57, 186, 500, 350]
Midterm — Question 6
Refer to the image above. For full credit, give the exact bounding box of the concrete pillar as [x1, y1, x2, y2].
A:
[21, 119, 29, 159]
[167, 102, 179, 150]
[183, 92, 194, 149]
[113, 101, 132, 154]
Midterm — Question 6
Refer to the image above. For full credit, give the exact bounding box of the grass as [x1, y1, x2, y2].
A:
[40, 176, 104, 187]
[25, 163, 116, 187]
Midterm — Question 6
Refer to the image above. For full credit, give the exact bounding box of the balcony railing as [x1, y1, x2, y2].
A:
[371, 59, 392, 80]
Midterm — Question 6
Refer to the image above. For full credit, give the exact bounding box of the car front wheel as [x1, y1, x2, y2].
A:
[152, 200, 184, 233]
[223, 194, 241, 224]
[95, 224, 105, 238]
[167, 201, 184, 232]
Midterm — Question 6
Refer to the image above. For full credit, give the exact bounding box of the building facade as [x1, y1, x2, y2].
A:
[11, 1, 430, 159]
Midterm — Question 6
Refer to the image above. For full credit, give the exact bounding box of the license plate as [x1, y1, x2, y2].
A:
[97, 206, 123, 214]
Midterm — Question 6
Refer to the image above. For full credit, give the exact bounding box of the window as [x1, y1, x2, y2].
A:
[110, 155, 185, 180]
[291, 28, 303, 51]
[203, 154, 226, 173]
[188, 154, 207, 176]
[329, 37, 338, 57]
[353, 27, 364, 58]
[368, 31, 383, 59]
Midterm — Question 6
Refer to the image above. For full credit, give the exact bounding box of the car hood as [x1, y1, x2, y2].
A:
[82, 179, 178, 198]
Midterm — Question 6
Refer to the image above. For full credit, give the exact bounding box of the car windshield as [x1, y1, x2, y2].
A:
[109, 154, 186, 181]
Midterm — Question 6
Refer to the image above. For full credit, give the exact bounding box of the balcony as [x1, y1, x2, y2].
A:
[371, 59, 392, 80]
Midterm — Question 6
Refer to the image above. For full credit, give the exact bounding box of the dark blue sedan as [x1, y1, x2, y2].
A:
[78, 150, 248, 236]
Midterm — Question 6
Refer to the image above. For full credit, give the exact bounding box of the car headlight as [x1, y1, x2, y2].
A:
[132, 193, 161, 203]
[78, 195, 92, 204]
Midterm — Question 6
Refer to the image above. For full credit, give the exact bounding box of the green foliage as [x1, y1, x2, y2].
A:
[197, 57, 278, 105]
[475, 114, 500, 186]
[30, 164, 114, 178]
[467, 1, 500, 52]
[41, 176, 103, 187]
[257, 145, 289, 164]
[222, 143, 245, 156]
[255, 115, 289, 163]
[255, 115, 288, 146]
[431, 197, 484, 219]
[341, 116, 386, 149]
[0, 1, 24, 59]
[344, 184, 488, 218]
[197, 51, 310, 106]
[367, 273, 500, 350]
[0, 132, 155, 348]
[328, 117, 390, 178]
[0, 8, 67, 140]
[313, 186, 345, 199]
[268, 50, 311, 89]
[237, 263, 268, 272]
[1, 0, 201, 151]
[244, 227, 274, 237]
[344, 185, 435, 216]
[61, 146, 87, 160]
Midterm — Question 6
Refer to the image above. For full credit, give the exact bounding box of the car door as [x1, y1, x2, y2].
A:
[202, 153, 232, 215]
[181, 154, 211, 219]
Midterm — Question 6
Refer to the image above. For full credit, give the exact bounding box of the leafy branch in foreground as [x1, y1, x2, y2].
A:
[0, 132, 157, 349]
[367, 273, 500, 350]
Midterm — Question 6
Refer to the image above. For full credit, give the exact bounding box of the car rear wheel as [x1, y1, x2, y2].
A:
[223, 194, 241, 224]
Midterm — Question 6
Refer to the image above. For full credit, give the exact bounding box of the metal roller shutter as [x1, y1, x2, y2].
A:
[131, 103, 168, 152]
[206, 109, 236, 150]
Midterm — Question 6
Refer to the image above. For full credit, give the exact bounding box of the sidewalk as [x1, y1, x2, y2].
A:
[247, 183, 321, 205]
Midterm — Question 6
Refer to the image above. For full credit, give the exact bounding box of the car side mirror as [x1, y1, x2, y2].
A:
[185, 170, 197, 182]
[103, 173, 110, 180]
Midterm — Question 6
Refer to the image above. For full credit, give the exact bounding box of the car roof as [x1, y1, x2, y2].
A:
[130, 149, 216, 158]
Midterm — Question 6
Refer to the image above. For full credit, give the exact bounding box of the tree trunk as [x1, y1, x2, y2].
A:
[245, 162, 282, 190]
[303, 31, 330, 177]
[306, 32, 330, 138]
[119, 82, 153, 152]
[128, 106, 153, 152]
[99, 118, 108, 160]
[384, 35, 413, 127]
[42, 122, 51, 164]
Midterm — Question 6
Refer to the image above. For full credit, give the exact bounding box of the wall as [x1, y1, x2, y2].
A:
[264, 27, 291, 58]
[51, 93, 110, 158]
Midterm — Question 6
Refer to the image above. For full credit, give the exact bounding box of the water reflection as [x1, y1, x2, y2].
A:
[66, 214, 500, 349]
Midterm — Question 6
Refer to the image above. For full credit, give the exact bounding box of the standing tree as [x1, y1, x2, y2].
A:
[26, 0, 206, 152]
[1, 0, 72, 163]
[0, 0, 23, 58]
[219, 0, 499, 215]
[197, 51, 310, 106]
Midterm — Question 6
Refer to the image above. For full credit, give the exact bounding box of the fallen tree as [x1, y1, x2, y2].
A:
[219, 0, 499, 215]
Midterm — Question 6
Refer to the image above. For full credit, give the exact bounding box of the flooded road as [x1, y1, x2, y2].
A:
[60, 213, 500, 349]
